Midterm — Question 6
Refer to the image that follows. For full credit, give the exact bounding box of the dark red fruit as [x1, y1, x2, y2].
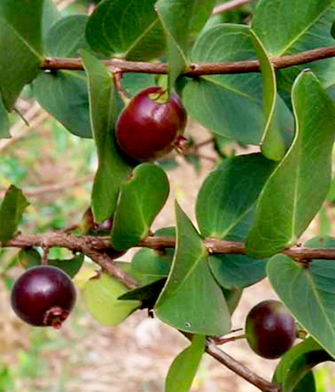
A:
[11, 266, 76, 328]
[115, 86, 187, 161]
[245, 300, 296, 359]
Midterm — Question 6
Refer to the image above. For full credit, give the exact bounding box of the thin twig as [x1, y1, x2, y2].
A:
[206, 339, 280, 392]
[212, 0, 257, 15]
[42, 46, 335, 76]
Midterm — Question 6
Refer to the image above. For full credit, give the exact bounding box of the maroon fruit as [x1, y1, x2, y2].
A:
[115, 86, 187, 161]
[245, 300, 296, 359]
[11, 266, 76, 329]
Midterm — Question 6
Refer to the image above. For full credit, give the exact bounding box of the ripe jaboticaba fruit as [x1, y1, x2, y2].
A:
[11, 266, 76, 329]
[115, 86, 187, 161]
[245, 300, 296, 359]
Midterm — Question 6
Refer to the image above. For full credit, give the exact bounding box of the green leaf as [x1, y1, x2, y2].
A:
[246, 71, 335, 258]
[165, 334, 206, 392]
[85, 0, 165, 60]
[0, 0, 44, 109]
[81, 50, 133, 222]
[132, 248, 172, 278]
[182, 24, 264, 144]
[83, 272, 141, 326]
[268, 254, 335, 359]
[35, 15, 93, 138]
[251, 30, 289, 161]
[209, 254, 267, 289]
[252, 0, 335, 89]
[44, 15, 91, 58]
[18, 249, 84, 278]
[155, 203, 231, 336]
[111, 163, 170, 251]
[196, 153, 276, 239]
[0, 94, 10, 139]
[0, 185, 29, 243]
[196, 153, 275, 289]
[292, 372, 315, 392]
[156, 0, 215, 89]
[34, 72, 92, 138]
[273, 337, 332, 392]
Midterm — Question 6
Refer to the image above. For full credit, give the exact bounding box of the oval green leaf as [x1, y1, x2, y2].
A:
[35, 15, 93, 138]
[165, 334, 206, 392]
[111, 163, 170, 251]
[246, 71, 335, 258]
[182, 24, 264, 144]
[155, 202, 231, 336]
[81, 50, 133, 222]
[156, 0, 215, 89]
[268, 254, 335, 359]
[273, 337, 333, 392]
[85, 0, 165, 60]
[0, 0, 44, 109]
[83, 272, 141, 326]
[252, 0, 335, 89]
[0, 185, 29, 243]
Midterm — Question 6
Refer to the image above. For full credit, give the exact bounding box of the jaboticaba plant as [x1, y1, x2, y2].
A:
[1, 0, 335, 391]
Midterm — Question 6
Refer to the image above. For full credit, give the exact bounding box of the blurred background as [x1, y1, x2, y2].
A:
[0, 0, 335, 391]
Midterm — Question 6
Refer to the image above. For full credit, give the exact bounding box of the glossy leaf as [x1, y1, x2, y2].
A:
[209, 254, 267, 289]
[156, 0, 215, 89]
[0, 185, 29, 242]
[196, 153, 275, 239]
[18, 249, 84, 278]
[246, 71, 335, 258]
[251, 30, 289, 161]
[196, 154, 274, 289]
[83, 272, 141, 326]
[132, 248, 172, 278]
[155, 203, 231, 336]
[268, 254, 335, 359]
[0, 0, 44, 109]
[273, 337, 332, 392]
[111, 163, 169, 251]
[252, 0, 335, 88]
[0, 95, 10, 139]
[81, 50, 133, 222]
[86, 0, 165, 60]
[35, 15, 92, 138]
[182, 24, 264, 144]
[165, 334, 206, 392]
[34, 72, 91, 138]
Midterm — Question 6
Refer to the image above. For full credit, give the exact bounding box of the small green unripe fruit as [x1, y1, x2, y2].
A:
[115, 86, 187, 162]
[245, 300, 296, 359]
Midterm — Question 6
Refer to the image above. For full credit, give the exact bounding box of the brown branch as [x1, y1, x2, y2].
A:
[206, 339, 280, 392]
[212, 0, 258, 15]
[3, 232, 335, 263]
[42, 46, 335, 76]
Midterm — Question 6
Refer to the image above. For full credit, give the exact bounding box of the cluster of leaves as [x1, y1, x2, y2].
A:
[2, 0, 335, 391]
